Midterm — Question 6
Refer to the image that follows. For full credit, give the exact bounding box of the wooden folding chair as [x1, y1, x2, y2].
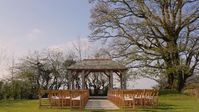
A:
[143, 89, 154, 107]
[81, 89, 89, 107]
[121, 90, 135, 109]
[49, 90, 62, 108]
[134, 89, 144, 106]
[39, 90, 51, 108]
[61, 90, 71, 108]
[153, 89, 159, 107]
[70, 90, 83, 109]
[117, 89, 124, 107]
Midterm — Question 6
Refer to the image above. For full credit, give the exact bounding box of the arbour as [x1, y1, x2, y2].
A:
[67, 59, 128, 94]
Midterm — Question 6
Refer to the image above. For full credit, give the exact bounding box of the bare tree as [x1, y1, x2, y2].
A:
[89, 0, 199, 91]
[86, 72, 109, 95]
[15, 50, 76, 90]
[0, 47, 8, 78]
[73, 37, 83, 61]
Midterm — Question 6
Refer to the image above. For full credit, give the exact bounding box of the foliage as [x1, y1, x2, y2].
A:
[89, 0, 199, 92]
[159, 89, 180, 96]
[183, 88, 199, 98]
[183, 82, 199, 98]
[0, 50, 76, 100]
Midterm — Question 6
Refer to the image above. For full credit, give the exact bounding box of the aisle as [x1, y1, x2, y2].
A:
[85, 99, 119, 110]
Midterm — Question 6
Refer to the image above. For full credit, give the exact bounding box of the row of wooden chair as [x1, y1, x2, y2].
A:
[108, 89, 159, 109]
[39, 89, 89, 109]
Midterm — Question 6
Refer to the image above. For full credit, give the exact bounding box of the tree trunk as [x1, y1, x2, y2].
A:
[176, 72, 186, 92]
[167, 73, 174, 89]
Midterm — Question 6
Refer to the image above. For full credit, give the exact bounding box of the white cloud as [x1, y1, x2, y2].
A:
[27, 28, 42, 41]
[48, 38, 91, 53]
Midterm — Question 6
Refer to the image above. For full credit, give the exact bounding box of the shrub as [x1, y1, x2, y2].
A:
[183, 83, 199, 98]
[159, 89, 180, 95]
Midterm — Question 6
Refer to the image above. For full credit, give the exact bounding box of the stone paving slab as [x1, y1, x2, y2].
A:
[89, 96, 107, 99]
[85, 99, 119, 110]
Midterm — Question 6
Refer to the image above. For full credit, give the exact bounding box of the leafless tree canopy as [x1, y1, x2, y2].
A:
[15, 50, 76, 90]
[89, 0, 199, 91]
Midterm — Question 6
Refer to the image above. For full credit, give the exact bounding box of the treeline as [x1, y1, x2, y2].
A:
[0, 49, 112, 100]
[0, 50, 76, 100]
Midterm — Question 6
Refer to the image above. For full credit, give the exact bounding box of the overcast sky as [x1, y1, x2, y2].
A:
[0, 0, 157, 88]
[0, 0, 91, 56]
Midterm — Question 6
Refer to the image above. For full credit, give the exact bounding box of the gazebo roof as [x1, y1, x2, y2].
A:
[67, 59, 127, 71]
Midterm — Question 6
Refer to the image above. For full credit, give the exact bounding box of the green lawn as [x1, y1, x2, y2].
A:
[138, 94, 199, 112]
[0, 94, 198, 112]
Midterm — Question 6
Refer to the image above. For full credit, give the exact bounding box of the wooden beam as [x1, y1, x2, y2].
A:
[109, 71, 113, 89]
[103, 71, 110, 78]
[81, 70, 85, 89]
[71, 71, 77, 89]
[84, 71, 91, 78]
[120, 74, 123, 89]
[115, 71, 121, 77]
[68, 70, 72, 89]
[72, 77, 74, 89]
[120, 70, 127, 89]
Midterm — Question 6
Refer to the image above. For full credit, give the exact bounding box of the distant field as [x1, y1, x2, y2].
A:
[0, 94, 198, 112]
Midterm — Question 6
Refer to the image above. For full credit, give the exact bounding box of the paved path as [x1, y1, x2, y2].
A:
[85, 99, 119, 110]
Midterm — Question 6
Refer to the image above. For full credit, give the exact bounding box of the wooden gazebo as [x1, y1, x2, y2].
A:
[39, 59, 159, 109]
[67, 59, 128, 90]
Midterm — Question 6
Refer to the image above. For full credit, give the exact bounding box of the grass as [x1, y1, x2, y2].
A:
[138, 94, 199, 112]
[0, 94, 198, 112]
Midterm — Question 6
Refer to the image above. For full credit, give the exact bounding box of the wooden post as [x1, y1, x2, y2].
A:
[68, 70, 72, 89]
[120, 70, 126, 89]
[81, 70, 85, 89]
[124, 71, 127, 89]
[72, 72, 75, 89]
[109, 71, 113, 89]
[121, 70, 127, 89]
[120, 74, 123, 89]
